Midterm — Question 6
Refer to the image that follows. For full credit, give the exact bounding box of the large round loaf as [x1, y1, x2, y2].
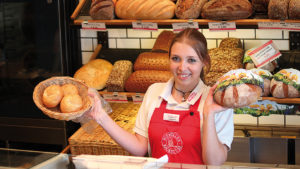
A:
[115, 0, 175, 20]
[251, 68, 273, 97]
[89, 0, 115, 20]
[175, 0, 207, 19]
[134, 52, 170, 71]
[270, 68, 300, 98]
[125, 70, 172, 93]
[289, 0, 300, 19]
[268, 0, 289, 20]
[252, 0, 270, 13]
[201, 0, 253, 20]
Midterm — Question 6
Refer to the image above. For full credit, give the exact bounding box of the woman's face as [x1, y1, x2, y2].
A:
[170, 42, 204, 89]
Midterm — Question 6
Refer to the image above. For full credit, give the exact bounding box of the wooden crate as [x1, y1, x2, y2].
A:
[69, 102, 140, 155]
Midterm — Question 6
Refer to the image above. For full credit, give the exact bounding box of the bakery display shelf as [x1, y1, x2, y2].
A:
[98, 91, 144, 98]
[71, 0, 300, 27]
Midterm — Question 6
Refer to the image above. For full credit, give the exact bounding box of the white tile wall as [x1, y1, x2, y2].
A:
[141, 39, 156, 49]
[202, 29, 229, 38]
[108, 29, 127, 38]
[117, 39, 140, 49]
[229, 29, 255, 39]
[80, 29, 97, 38]
[81, 38, 94, 51]
[207, 40, 217, 49]
[127, 29, 151, 38]
[256, 29, 283, 39]
[82, 52, 94, 64]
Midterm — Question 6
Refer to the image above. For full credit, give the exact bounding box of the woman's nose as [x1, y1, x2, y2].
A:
[178, 61, 186, 70]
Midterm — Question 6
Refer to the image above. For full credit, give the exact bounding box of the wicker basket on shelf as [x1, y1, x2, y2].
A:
[33, 76, 93, 121]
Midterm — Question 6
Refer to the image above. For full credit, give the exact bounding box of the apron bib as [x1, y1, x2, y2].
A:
[148, 96, 203, 164]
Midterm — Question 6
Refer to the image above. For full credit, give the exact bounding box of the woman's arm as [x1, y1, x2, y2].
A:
[202, 85, 229, 165]
[87, 88, 148, 156]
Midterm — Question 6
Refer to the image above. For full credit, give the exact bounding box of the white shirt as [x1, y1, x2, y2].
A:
[133, 78, 234, 152]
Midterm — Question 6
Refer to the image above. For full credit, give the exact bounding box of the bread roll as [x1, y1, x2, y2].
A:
[289, 0, 300, 19]
[42, 85, 63, 108]
[152, 31, 176, 53]
[62, 84, 79, 96]
[74, 59, 113, 90]
[115, 0, 175, 20]
[268, 0, 290, 20]
[201, 0, 253, 20]
[270, 68, 300, 98]
[60, 94, 83, 113]
[89, 0, 115, 20]
[214, 69, 264, 108]
[125, 70, 172, 93]
[251, 68, 273, 97]
[219, 38, 242, 49]
[175, 0, 207, 19]
[134, 52, 170, 71]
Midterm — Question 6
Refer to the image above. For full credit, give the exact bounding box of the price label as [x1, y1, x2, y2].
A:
[132, 22, 158, 31]
[132, 93, 144, 104]
[248, 40, 281, 68]
[208, 22, 236, 31]
[172, 22, 199, 32]
[258, 22, 300, 30]
[102, 92, 128, 103]
[81, 22, 106, 31]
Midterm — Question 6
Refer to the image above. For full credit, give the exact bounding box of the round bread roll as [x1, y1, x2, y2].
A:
[214, 69, 264, 108]
[251, 68, 273, 97]
[270, 68, 300, 98]
[62, 84, 79, 96]
[60, 94, 83, 113]
[42, 85, 63, 108]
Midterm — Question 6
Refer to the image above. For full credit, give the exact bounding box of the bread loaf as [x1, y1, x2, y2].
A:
[175, 0, 207, 19]
[219, 38, 242, 49]
[208, 47, 244, 63]
[209, 58, 243, 73]
[251, 68, 273, 97]
[289, 0, 300, 19]
[125, 70, 172, 93]
[134, 52, 170, 71]
[214, 69, 264, 108]
[270, 68, 300, 98]
[89, 0, 115, 20]
[252, 0, 270, 13]
[152, 31, 176, 53]
[201, 0, 253, 20]
[268, 0, 290, 20]
[115, 0, 175, 20]
[106, 60, 133, 92]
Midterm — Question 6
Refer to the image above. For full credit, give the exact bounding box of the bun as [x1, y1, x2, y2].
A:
[213, 69, 264, 108]
[60, 94, 83, 113]
[89, 0, 115, 20]
[42, 85, 63, 108]
[62, 84, 79, 95]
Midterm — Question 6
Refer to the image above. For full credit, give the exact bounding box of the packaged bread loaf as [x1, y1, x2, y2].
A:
[115, 0, 175, 20]
[74, 59, 113, 90]
[175, 0, 207, 19]
[152, 31, 176, 53]
[89, 0, 115, 20]
[251, 68, 273, 97]
[289, 0, 300, 19]
[268, 0, 290, 20]
[125, 70, 172, 93]
[270, 68, 300, 98]
[214, 69, 264, 108]
[252, 0, 270, 13]
[219, 38, 242, 49]
[134, 52, 170, 71]
[106, 60, 133, 92]
[201, 0, 253, 20]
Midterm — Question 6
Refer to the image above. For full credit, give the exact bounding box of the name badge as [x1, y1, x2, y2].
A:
[163, 113, 180, 122]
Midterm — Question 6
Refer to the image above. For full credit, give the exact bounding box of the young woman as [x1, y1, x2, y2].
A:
[87, 28, 234, 165]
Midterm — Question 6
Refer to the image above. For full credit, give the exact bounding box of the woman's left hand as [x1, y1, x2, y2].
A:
[203, 84, 227, 116]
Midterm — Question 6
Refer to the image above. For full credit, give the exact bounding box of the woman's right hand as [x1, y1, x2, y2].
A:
[86, 87, 108, 123]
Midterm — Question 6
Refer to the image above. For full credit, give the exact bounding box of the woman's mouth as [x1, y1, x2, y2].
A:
[177, 73, 190, 80]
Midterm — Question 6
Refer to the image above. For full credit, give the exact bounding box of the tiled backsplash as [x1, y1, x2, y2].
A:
[80, 28, 291, 64]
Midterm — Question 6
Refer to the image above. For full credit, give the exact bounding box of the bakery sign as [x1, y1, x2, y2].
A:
[248, 40, 281, 68]
[81, 22, 106, 31]
[102, 92, 128, 103]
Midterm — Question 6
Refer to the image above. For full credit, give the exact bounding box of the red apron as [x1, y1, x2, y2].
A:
[148, 96, 203, 164]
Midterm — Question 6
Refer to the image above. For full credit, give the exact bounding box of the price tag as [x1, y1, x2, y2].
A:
[81, 22, 106, 31]
[172, 22, 199, 32]
[208, 22, 236, 31]
[132, 93, 144, 104]
[132, 22, 158, 31]
[248, 40, 281, 68]
[102, 92, 128, 103]
[258, 22, 300, 31]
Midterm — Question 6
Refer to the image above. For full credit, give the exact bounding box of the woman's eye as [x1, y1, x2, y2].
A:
[171, 56, 180, 62]
[188, 58, 197, 63]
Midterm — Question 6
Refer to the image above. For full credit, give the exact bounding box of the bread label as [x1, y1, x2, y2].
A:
[103, 93, 128, 103]
[132, 22, 158, 31]
[234, 100, 294, 117]
[132, 93, 144, 104]
[273, 68, 300, 92]
[82, 22, 106, 31]
[258, 22, 300, 31]
[248, 40, 281, 68]
[208, 22, 236, 32]
[172, 22, 199, 32]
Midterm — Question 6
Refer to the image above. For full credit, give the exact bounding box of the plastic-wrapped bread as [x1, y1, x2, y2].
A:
[152, 31, 176, 53]
[219, 38, 242, 49]
[115, 0, 175, 20]
[106, 60, 133, 92]
[134, 52, 170, 71]
[270, 68, 300, 98]
[125, 70, 172, 93]
[268, 0, 290, 20]
[175, 0, 207, 19]
[251, 68, 273, 97]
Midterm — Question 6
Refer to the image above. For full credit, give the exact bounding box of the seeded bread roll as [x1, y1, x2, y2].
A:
[289, 0, 300, 19]
[89, 0, 115, 20]
[219, 38, 242, 49]
[268, 0, 290, 20]
[175, 0, 207, 19]
[152, 31, 176, 53]
[134, 52, 170, 71]
[125, 70, 172, 93]
[106, 60, 133, 92]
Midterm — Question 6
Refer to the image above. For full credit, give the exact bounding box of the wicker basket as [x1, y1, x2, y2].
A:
[69, 102, 140, 156]
[33, 76, 93, 121]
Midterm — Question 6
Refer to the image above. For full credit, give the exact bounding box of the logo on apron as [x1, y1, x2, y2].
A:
[161, 132, 183, 154]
